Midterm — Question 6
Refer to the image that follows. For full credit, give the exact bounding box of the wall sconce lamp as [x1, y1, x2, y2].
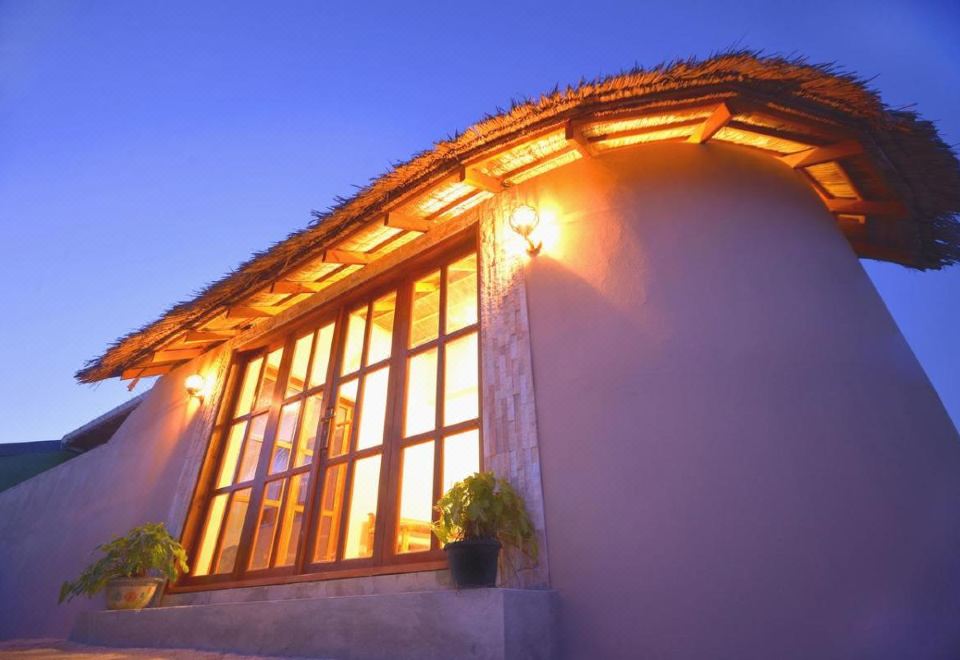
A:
[509, 204, 543, 256]
[185, 374, 207, 400]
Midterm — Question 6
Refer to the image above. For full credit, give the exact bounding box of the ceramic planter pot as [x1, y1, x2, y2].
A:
[104, 577, 163, 610]
[444, 538, 501, 588]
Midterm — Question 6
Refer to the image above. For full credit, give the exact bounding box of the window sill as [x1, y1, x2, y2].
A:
[168, 559, 449, 595]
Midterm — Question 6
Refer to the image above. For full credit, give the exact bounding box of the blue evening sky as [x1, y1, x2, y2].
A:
[1, 1, 958, 442]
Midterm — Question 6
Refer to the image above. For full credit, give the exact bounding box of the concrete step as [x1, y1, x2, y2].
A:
[70, 588, 558, 660]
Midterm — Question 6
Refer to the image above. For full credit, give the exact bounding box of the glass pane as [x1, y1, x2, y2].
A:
[443, 429, 480, 492]
[217, 421, 248, 488]
[396, 441, 435, 554]
[255, 347, 284, 410]
[248, 479, 286, 570]
[294, 394, 324, 467]
[314, 463, 347, 563]
[344, 455, 382, 560]
[404, 349, 437, 437]
[357, 367, 389, 450]
[341, 306, 368, 375]
[446, 253, 478, 334]
[444, 332, 479, 426]
[269, 402, 301, 475]
[409, 270, 441, 348]
[235, 357, 263, 417]
[193, 493, 228, 576]
[214, 488, 251, 574]
[329, 379, 358, 457]
[366, 292, 396, 365]
[285, 332, 314, 398]
[237, 414, 268, 482]
[275, 473, 310, 567]
[308, 323, 335, 388]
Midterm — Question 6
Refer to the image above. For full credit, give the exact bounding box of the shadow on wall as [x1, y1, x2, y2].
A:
[518, 144, 960, 659]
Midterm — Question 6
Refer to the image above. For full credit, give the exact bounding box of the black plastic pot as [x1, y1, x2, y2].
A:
[444, 538, 501, 587]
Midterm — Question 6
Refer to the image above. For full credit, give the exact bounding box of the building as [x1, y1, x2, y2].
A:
[2, 53, 960, 659]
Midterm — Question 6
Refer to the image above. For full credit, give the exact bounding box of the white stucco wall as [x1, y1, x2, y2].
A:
[515, 143, 960, 659]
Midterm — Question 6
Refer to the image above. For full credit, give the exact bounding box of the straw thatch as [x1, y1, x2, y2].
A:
[76, 51, 960, 383]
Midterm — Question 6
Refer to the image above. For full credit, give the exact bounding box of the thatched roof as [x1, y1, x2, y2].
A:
[77, 51, 960, 383]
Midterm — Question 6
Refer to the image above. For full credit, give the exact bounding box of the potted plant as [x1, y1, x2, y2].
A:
[433, 471, 538, 588]
[59, 522, 188, 610]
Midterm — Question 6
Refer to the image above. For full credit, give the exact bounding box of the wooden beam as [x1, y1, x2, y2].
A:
[322, 249, 374, 265]
[688, 103, 733, 144]
[383, 211, 434, 233]
[458, 166, 503, 193]
[836, 214, 867, 225]
[825, 199, 907, 217]
[148, 347, 206, 365]
[565, 121, 597, 158]
[226, 305, 281, 319]
[121, 364, 173, 381]
[183, 330, 236, 343]
[268, 281, 324, 295]
[779, 140, 864, 168]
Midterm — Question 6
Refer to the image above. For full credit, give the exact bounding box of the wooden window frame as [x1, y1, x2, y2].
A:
[174, 229, 481, 592]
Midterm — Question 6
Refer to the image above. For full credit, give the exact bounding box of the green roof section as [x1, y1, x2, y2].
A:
[0, 441, 76, 493]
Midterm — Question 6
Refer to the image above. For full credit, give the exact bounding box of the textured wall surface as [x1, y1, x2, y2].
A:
[73, 588, 558, 659]
[478, 189, 550, 589]
[519, 142, 960, 659]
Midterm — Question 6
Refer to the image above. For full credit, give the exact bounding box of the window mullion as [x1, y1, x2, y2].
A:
[377, 279, 412, 564]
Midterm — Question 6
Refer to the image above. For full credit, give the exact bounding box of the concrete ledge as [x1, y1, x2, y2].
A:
[71, 588, 558, 660]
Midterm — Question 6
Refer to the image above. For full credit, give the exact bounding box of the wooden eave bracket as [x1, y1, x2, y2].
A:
[322, 249, 374, 265]
[780, 140, 864, 169]
[458, 165, 504, 193]
[182, 330, 236, 343]
[688, 103, 733, 144]
[825, 199, 908, 218]
[268, 281, 325, 295]
[121, 364, 174, 381]
[565, 121, 597, 158]
[383, 211, 435, 233]
[226, 305, 283, 319]
[147, 347, 206, 365]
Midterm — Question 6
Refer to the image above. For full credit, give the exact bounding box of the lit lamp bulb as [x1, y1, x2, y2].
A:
[509, 204, 543, 256]
[185, 374, 206, 400]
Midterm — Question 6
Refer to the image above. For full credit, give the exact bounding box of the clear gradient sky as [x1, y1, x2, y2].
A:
[1, 1, 958, 443]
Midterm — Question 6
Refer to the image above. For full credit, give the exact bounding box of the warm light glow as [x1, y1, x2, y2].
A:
[509, 204, 544, 256]
[509, 204, 539, 235]
[185, 373, 207, 399]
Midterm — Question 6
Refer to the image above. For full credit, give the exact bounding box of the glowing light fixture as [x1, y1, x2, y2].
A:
[185, 374, 206, 400]
[509, 204, 543, 256]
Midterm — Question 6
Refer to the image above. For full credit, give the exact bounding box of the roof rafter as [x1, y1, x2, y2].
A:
[688, 102, 733, 144]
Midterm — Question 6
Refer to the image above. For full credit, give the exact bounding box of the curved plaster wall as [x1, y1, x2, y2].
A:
[518, 144, 960, 659]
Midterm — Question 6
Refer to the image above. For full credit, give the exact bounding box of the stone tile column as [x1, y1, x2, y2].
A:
[478, 194, 550, 589]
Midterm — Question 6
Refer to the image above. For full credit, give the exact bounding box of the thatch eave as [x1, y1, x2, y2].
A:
[76, 51, 960, 383]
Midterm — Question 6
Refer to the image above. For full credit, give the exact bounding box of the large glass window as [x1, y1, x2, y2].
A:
[188, 247, 481, 583]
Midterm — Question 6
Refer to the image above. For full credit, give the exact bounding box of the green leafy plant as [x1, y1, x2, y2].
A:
[433, 472, 538, 559]
[59, 522, 189, 604]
